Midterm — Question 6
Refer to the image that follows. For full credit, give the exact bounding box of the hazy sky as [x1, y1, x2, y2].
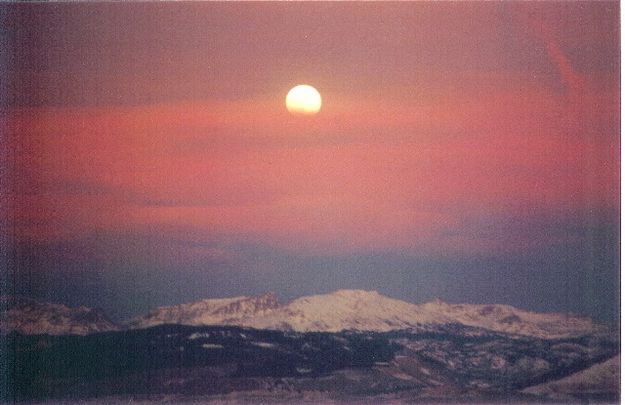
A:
[2, 3, 619, 323]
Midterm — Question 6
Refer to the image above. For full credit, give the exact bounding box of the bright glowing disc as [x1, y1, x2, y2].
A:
[285, 85, 322, 115]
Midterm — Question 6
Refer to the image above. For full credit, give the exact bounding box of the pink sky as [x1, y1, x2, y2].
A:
[3, 2, 619, 321]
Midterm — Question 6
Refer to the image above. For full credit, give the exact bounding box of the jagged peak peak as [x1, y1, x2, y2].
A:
[216, 292, 280, 308]
[2, 295, 119, 335]
[254, 291, 279, 302]
[145, 292, 281, 316]
[227, 292, 280, 307]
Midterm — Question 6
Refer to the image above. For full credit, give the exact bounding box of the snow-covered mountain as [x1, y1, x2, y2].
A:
[247, 290, 452, 333]
[127, 292, 280, 330]
[415, 297, 601, 338]
[0, 296, 119, 336]
[128, 290, 600, 338]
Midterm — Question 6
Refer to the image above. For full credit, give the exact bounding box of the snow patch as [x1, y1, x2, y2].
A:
[201, 343, 224, 349]
[251, 341, 275, 348]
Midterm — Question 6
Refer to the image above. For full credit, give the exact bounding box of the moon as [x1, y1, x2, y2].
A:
[285, 85, 322, 116]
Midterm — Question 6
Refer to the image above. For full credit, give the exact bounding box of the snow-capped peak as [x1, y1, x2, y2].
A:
[127, 292, 281, 330]
[128, 290, 601, 338]
[417, 300, 600, 338]
[246, 289, 453, 333]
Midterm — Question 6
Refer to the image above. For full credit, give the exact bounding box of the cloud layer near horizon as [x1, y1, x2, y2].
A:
[9, 78, 618, 255]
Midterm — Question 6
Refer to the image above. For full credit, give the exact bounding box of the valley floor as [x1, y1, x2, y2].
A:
[3, 324, 619, 405]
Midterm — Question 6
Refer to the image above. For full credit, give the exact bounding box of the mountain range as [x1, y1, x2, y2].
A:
[0, 296, 118, 336]
[1, 291, 618, 402]
[2, 290, 602, 338]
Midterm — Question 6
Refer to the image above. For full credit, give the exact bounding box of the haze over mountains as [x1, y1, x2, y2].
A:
[2, 290, 602, 338]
